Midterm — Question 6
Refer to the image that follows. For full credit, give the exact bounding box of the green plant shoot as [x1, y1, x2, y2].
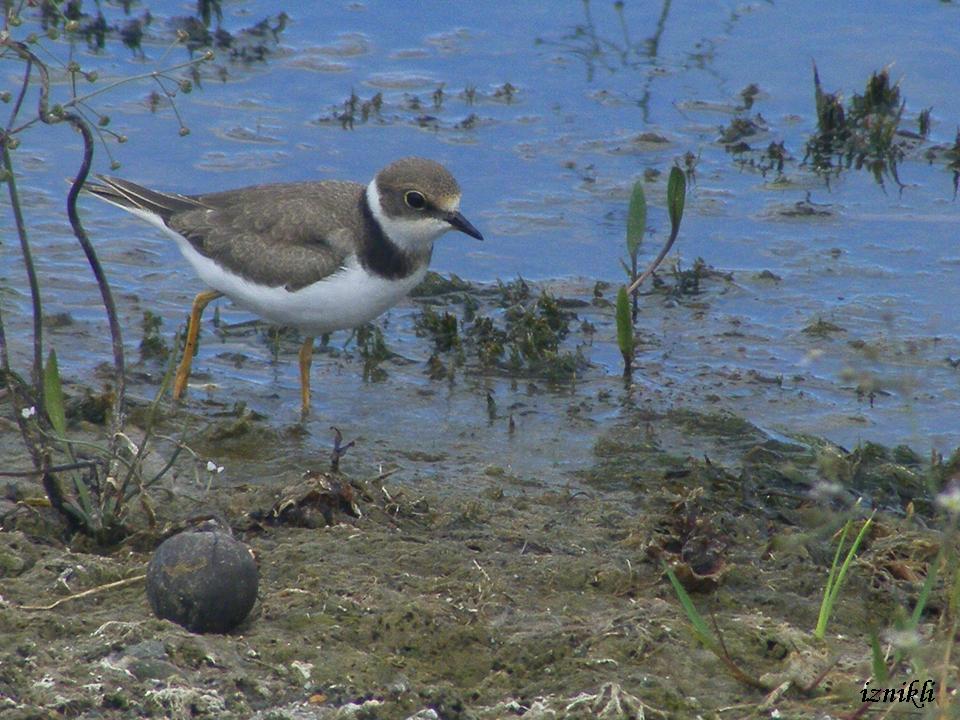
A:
[43, 348, 67, 437]
[667, 165, 686, 233]
[625, 179, 647, 320]
[814, 512, 874, 639]
[615, 285, 634, 377]
[626, 179, 646, 266]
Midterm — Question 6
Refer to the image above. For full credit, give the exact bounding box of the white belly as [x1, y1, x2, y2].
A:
[153, 221, 426, 335]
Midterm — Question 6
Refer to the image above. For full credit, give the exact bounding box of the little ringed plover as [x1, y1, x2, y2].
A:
[85, 157, 483, 414]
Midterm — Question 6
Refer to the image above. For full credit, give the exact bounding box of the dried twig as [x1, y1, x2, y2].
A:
[19, 574, 146, 611]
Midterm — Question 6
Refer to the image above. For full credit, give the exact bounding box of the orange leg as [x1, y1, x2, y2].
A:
[173, 289, 223, 400]
[298, 336, 315, 416]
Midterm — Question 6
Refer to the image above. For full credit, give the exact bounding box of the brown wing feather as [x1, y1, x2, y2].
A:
[172, 181, 366, 291]
[91, 177, 369, 291]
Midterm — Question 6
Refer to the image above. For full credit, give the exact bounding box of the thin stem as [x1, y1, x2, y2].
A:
[626, 219, 680, 295]
[61, 109, 126, 434]
[115, 339, 179, 509]
[0, 460, 101, 477]
[1, 139, 44, 409]
[5, 51, 33, 134]
[10, 56, 210, 135]
[151, 73, 189, 131]
[7, 38, 127, 471]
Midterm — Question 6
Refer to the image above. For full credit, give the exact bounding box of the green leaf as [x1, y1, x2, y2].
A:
[908, 545, 940, 630]
[73, 473, 95, 517]
[664, 564, 716, 651]
[626, 179, 646, 261]
[667, 166, 686, 234]
[615, 286, 634, 358]
[43, 349, 67, 437]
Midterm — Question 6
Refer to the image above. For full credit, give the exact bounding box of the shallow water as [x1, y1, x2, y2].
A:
[3, 0, 960, 477]
[2, 7, 958, 718]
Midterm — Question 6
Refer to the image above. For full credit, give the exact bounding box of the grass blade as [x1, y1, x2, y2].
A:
[908, 545, 940, 629]
[664, 564, 714, 649]
[815, 512, 874, 639]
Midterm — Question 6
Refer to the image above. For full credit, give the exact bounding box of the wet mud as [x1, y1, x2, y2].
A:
[1, 278, 953, 719]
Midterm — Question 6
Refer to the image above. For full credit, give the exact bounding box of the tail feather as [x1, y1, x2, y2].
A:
[85, 176, 206, 222]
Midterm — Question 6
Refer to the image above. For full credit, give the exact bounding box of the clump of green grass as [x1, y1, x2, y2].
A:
[814, 511, 875, 640]
[501, 290, 582, 381]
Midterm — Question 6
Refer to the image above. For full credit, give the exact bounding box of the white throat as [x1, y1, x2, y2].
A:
[366, 180, 453, 254]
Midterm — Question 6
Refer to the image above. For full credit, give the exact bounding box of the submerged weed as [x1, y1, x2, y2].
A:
[356, 323, 389, 382]
[804, 65, 907, 188]
[415, 307, 461, 354]
[139, 310, 168, 362]
[465, 316, 508, 369]
[415, 281, 586, 382]
[501, 291, 582, 380]
[661, 257, 709, 297]
[496, 276, 532, 306]
[944, 129, 960, 197]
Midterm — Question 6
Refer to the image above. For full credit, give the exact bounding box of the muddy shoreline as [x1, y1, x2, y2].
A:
[1, 278, 954, 719]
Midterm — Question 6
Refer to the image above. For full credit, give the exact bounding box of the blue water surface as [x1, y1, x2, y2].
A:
[4, 0, 960, 461]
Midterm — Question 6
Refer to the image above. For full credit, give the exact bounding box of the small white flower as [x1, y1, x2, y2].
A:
[20, 406, 36, 419]
[936, 482, 960, 514]
[205, 460, 224, 474]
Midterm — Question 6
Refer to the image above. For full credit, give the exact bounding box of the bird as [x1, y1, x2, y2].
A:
[85, 157, 483, 415]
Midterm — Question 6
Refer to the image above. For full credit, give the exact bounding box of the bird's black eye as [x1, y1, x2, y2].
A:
[404, 190, 426, 210]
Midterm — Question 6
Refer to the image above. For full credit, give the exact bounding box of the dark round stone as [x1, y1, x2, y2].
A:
[146, 528, 258, 634]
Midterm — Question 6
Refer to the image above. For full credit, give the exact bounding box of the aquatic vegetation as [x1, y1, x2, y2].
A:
[622, 177, 646, 320]
[139, 310, 169, 363]
[413, 279, 586, 382]
[730, 138, 790, 179]
[615, 166, 686, 377]
[501, 290, 580, 380]
[726, 66, 951, 191]
[804, 65, 911, 188]
[415, 307, 461, 354]
[939, 128, 960, 196]
[36, 0, 286, 64]
[320, 84, 514, 133]
[356, 323, 390, 383]
[615, 286, 634, 377]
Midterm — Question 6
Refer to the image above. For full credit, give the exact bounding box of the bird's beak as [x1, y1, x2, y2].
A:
[446, 211, 484, 240]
